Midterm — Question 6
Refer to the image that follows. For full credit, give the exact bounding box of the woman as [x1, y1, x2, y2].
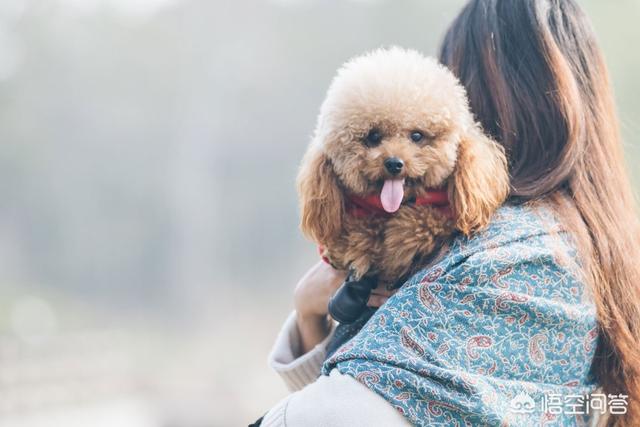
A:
[261, 1, 640, 426]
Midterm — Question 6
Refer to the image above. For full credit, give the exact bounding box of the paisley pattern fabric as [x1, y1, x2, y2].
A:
[326, 308, 377, 359]
[322, 202, 599, 426]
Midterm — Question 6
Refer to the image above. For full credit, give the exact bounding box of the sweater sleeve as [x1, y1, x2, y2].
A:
[261, 369, 411, 427]
[268, 311, 337, 392]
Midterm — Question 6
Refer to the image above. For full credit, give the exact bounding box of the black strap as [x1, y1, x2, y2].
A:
[248, 415, 264, 426]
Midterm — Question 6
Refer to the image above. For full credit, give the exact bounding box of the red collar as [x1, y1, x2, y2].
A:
[346, 190, 451, 218]
[318, 190, 451, 265]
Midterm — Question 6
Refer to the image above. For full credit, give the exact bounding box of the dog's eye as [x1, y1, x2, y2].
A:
[364, 129, 382, 146]
[410, 131, 424, 143]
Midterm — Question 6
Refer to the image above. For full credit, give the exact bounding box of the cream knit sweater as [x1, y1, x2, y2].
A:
[262, 312, 410, 427]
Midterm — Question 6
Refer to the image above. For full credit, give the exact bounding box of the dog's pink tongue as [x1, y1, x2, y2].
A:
[380, 178, 405, 213]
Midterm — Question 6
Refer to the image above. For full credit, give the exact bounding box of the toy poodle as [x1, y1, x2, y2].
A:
[297, 47, 509, 299]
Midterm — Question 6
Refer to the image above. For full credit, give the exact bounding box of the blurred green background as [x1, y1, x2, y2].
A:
[0, 0, 638, 426]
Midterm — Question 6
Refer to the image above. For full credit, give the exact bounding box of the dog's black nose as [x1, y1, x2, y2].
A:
[384, 157, 404, 175]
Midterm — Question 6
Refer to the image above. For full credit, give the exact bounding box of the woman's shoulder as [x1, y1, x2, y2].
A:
[450, 201, 567, 257]
[421, 200, 588, 303]
[440, 201, 575, 269]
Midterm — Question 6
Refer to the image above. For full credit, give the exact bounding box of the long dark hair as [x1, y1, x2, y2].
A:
[440, 1, 640, 425]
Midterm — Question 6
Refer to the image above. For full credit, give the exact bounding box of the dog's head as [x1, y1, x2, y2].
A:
[298, 47, 509, 243]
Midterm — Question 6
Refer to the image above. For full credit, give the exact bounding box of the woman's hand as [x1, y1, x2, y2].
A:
[293, 261, 396, 354]
[367, 283, 396, 308]
[294, 261, 346, 321]
[294, 261, 345, 354]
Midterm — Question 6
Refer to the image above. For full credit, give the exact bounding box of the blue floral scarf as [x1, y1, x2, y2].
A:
[323, 202, 599, 426]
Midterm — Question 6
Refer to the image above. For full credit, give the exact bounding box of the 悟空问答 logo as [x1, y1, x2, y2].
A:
[509, 392, 536, 414]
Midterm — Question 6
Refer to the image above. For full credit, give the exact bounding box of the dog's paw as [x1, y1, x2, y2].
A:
[322, 246, 348, 271]
[348, 256, 373, 281]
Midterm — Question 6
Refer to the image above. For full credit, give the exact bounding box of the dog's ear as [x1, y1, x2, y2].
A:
[297, 147, 344, 244]
[448, 129, 510, 235]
